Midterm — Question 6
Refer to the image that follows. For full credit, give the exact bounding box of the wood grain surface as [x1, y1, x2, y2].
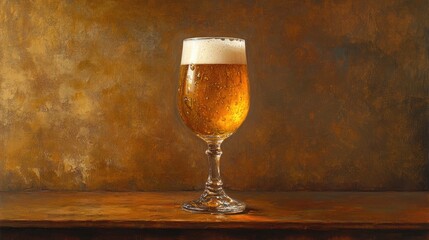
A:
[1, 191, 428, 230]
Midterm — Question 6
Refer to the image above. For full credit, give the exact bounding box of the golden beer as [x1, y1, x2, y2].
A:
[177, 64, 249, 137]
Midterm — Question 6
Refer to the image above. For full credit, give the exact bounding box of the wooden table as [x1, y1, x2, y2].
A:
[0, 191, 428, 239]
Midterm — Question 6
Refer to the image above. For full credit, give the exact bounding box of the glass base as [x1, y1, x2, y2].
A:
[182, 190, 246, 214]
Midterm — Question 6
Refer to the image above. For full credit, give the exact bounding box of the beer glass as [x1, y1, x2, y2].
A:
[177, 37, 249, 214]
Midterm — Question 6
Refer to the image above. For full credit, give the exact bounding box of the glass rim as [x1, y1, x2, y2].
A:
[183, 37, 245, 42]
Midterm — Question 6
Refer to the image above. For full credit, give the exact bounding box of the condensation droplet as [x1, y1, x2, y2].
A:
[205, 96, 209, 100]
[197, 72, 201, 78]
[190, 64, 195, 70]
[184, 97, 192, 109]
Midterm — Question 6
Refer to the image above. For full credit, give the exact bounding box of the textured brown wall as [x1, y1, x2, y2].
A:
[0, 0, 427, 191]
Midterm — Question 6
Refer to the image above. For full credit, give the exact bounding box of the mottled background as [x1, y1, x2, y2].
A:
[0, 0, 427, 191]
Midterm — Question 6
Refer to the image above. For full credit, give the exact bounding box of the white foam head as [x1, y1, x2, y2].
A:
[181, 37, 246, 65]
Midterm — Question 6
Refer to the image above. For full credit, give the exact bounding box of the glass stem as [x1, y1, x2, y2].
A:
[205, 139, 224, 195]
